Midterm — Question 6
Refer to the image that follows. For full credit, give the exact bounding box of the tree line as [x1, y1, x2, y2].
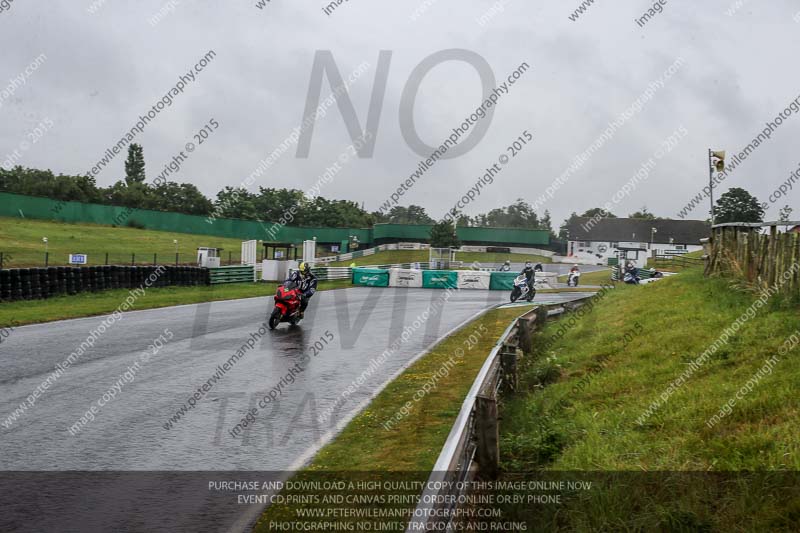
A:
[0, 144, 561, 232]
[7, 144, 775, 233]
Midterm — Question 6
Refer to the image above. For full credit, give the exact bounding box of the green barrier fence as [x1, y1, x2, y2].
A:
[422, 270, 458, 289]
[489, 271, 519, 290]
[208, 266, 254, 284]
[352, 268, 389, 287]
[372, 223, 550, 246]
[0, 192, 550, 247]
[0, 192, 370, 244]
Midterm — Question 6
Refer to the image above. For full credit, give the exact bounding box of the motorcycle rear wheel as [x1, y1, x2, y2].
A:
[268, 308, 282, 330]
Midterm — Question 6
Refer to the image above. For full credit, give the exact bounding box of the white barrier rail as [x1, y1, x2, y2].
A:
[405, 298, 591, 532]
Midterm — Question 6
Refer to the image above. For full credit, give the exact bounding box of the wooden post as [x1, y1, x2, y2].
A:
[501, 351, 518, 394]
[779, 232, 786, 290]
[793, 232, 800, 294]
[475, 395, 499, 480]
[768, 225, 778, 287]
[518, 319, 532, 355]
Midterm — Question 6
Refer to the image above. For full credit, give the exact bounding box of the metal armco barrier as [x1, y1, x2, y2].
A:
[407, 298, 590, 532]
[0, 265, 209, 302]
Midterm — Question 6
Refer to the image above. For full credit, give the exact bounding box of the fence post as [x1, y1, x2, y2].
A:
[229, 251, 233, 265]
[45, 252, 49, 267]
[153, 253, 157, 266]
[131, 253, 135, 266]
[500, 351, 518, 394]
[0, 252, 3, 270]
[518, 317, 535, 355]
[475, 395, 499, 480]
[175, 252, 179, 266]
[105, 253, 109, 265]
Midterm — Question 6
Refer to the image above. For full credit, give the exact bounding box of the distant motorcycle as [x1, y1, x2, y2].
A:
[269, 280, 303, 329]
[567, 271, 581, 287]
[623, 268, 641, 285]
[510, 274, 535, 303]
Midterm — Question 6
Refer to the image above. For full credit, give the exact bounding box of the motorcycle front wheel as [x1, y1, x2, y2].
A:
[268, 308, 282, 330]
[510, 288, 520, 302]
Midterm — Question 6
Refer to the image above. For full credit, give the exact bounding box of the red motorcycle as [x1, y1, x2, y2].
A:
[269, 280, 303, 329]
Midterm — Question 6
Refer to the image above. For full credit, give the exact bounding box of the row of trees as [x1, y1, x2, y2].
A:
[0, 144, 561, 232]
[2, 144, 782, 232]
[377, 200, 555, 233]
[0, 166, 215, 215]
[556, 188, 787, 238]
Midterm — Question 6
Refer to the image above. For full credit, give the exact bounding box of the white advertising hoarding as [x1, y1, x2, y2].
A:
[457, 270, 491, 289]
[389, 268, 423, 287]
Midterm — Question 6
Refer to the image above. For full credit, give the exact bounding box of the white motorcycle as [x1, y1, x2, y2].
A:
[510, 274, 535, 302]
[567, 271, 581, 287]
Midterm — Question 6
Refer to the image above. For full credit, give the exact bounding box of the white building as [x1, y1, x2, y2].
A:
[565, 217, 709, 267]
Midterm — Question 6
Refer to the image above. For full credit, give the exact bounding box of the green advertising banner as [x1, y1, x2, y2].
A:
[422, 270, 458, 289]
[489, 271, 519, 290]
[352, 268, 389, 287]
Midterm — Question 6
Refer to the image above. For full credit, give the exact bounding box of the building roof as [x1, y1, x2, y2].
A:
[567, 217, 710, 245]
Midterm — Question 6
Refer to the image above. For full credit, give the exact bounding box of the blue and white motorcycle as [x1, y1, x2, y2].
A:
[510, 274, 535, 302]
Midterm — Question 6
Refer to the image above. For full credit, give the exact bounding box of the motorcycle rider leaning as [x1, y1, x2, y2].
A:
[499, 260, 512, 272]
[287, 262, 318, 318]
[520, 261, 535, 294]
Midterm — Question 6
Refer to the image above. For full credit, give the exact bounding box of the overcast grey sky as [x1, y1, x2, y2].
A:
[1, 0, 799, 227]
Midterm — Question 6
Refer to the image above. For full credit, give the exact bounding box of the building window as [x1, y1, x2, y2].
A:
[611, 242, 618, 248]
[579, 241, 589, 247]
[675, 244, 686, 250]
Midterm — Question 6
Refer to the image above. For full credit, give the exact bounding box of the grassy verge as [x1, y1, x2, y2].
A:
[0, 216, 252, 267]
[557, 268, 612, 286]
[0, 280, 350, 327]
[330, 250, 552, 267]
[254, 305, 533, 531]
[494, 267, 800, 529]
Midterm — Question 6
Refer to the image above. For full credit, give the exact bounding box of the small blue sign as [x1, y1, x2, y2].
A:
[69, 254, 88, 265]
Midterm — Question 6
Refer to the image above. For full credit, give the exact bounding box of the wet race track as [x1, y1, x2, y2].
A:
[0, 287, 594, 532]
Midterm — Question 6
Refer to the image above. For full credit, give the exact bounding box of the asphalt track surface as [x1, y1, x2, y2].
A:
[0, 287, 594, 532]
